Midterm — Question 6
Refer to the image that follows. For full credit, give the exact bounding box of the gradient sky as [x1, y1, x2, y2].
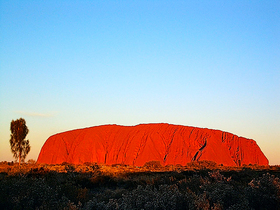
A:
[0, 0, 279, 165]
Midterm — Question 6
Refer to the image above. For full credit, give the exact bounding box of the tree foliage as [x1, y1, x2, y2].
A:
[10, 118, 31, 165]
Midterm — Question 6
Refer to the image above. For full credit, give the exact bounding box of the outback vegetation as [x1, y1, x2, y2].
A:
[0, 160, 279, 210]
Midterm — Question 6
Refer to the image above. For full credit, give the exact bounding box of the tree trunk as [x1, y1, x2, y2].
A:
[19, 151, 21, 166]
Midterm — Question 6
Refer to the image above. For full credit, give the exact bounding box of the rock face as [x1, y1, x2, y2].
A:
[37, 123, 269, 166]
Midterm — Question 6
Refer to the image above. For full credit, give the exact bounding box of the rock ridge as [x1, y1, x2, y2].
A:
[37, 123, 269, 166]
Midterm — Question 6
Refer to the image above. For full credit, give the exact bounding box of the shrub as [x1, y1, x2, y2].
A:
[1, 163, 280, 209]
[187, 160, 218, 170]
[247, 173, 280, 209]
[27, 159, 36, 164]
[143, 161, 163, 170]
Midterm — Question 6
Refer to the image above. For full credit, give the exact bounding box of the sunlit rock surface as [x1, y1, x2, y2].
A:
[37, 123, 269, 166]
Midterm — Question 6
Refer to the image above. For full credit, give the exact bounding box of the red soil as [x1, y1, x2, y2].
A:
[37, 123, 269, 166]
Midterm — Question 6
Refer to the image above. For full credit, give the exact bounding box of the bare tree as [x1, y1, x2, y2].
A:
[10, 118, 31, 165]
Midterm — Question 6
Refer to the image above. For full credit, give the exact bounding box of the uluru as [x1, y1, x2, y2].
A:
[37, 123, 269, 166]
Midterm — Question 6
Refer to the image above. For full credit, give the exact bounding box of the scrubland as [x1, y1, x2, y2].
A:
[0, 161, 279, 210]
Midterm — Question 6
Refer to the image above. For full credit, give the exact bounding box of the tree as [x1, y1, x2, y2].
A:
[10, 118, 31, 165]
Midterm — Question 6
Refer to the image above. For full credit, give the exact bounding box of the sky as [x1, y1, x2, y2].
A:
[0, 0, 279, 165]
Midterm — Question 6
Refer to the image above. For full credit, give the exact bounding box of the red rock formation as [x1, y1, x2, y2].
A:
[37, 123, 269, 166]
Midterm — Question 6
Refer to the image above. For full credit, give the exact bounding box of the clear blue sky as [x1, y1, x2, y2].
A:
[0, 0, 279, 165]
